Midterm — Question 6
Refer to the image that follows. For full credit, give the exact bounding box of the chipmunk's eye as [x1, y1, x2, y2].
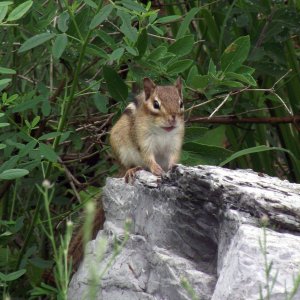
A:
[153, 100, 160, 109]
[180, 101, 184, 109]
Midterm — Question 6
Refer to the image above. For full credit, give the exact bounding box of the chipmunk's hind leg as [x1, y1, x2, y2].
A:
[124, 166, 143, 184]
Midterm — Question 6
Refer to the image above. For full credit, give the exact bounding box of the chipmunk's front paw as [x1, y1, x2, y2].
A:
[150, 163, 164, 177]
[124, 166, 142, 184]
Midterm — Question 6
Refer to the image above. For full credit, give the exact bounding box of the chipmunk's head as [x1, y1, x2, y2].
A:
[142, 77, 184, 132]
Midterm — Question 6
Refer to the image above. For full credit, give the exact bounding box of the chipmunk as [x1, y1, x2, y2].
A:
[110, 77, 185, 182]
[68, 77, 184, 271]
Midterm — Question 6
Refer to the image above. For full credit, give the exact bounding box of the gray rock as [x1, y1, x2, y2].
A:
[68, 165, 300, 300]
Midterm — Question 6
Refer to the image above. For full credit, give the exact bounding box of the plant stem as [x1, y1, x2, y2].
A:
[42, 187, 58, 260]
[218, 0, 237, 54]
[9, 181, 17, 221]
[62, 0, 84, 41]
[15, 0, 104, 270]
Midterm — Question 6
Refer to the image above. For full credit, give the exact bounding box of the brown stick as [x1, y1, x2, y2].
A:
[188, 115, 300, 124]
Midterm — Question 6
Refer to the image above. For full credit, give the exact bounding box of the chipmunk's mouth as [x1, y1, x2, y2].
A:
[162, 126, 175, 132]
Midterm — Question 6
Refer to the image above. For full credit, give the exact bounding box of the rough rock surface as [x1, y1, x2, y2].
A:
[68, 165, 300, 300]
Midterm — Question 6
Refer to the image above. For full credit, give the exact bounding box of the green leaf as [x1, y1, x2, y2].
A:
[109, 48, 124, 62]
[135, 29, 148, 58]
[189, 75, 209, 89]
[149, 11, 157, 24]
[150, 24, 163, 35]
[29, 257, 53, 269]
[147, 45, 167, 61]
[52, 33, 68, 59]
[10, 216, 24, 234]
[97, 30, 115, 47]
[0, 169, 29, 180]
[156, 15, 181, 24]
[12, 97, 43, 113]
[58, 11, 69, 33]
[187, 65, 198, 86]
[219, 145, 298, 167]
[182, 142, 232, 166]
[168, 35, 194, 57]
[167, 59, 193, 75]
[18, 33, 56, 53]
[0, 231, 13, 238]
[41, 99, 50, 116]
[121, 0, 146, 13]
[7, 0, 32, 21]
[93, 93, 108, 113]
[31, 116, 40, 127]
[236, 65, 255, 75]
[38, 132, 62, 141]
[125, 46, 138, 56]
[83, 0, 97, 9]
[3, 93, 18, 104]
[221, 35, 250, 73]
[39, 143, 58, 162]
[200, 9, 220, 42]
[89, 4, 113, 29]
[103, 66, 128, 101]
[118, 11, 138, 42]
[30, 282, 58, 296]
[0, 156, 18, 174]
[0, 248, 10, 268]
[0, 144, 6, 150]
[86, 45, 108, 58]
[0, 6, 8, 23]
[0, 67, 16, 75]
[18, 140, 37, 157]
[176, 7, 200, 39]
[193, 126, 226, 147]
[208, 59, 217, 75]
[0, 79, 11, 86]
[0, 2, 13, 7]
[226, 72, 257, 86]
[221, 80, 244, 88]
[0, 269, 26, 282]
[184, 127, 208, 142]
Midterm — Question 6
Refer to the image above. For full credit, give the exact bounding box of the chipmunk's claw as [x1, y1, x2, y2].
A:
[124, 166, 142, 184]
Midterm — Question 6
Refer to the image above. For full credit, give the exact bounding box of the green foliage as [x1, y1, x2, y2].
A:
[0, 0, 300, 298]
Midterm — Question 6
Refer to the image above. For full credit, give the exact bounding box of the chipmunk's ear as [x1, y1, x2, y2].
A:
[143, 78, 156, 100]
[175, 77, 182, 97]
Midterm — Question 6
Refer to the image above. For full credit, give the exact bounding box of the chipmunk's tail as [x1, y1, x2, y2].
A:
[68, 171, 125, 272]
[68, 204, 106, 272]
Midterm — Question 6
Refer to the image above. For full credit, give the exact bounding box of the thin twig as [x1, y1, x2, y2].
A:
[58, 158, 83, 199]
[188, 115, 300, 124]
[272, 93, 293, 115]
[148, 33, 176, 41]
[61, 151, 100, 164]
[17, 74, 36, 84]
[234, 105, 284, 116]
[209, 93, 231, 119]
[272, 69, 292, 89]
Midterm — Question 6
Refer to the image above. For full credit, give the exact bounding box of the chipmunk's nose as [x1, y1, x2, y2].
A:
[168, 115, 176, 126]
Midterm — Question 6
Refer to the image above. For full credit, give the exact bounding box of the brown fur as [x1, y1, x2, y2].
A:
[110, 77, 185, 179]
[68, 202, 105, 272]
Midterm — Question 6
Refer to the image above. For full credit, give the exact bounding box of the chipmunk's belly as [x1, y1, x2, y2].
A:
[151, 130, 178, 171]
[119, 146, 144, 168]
